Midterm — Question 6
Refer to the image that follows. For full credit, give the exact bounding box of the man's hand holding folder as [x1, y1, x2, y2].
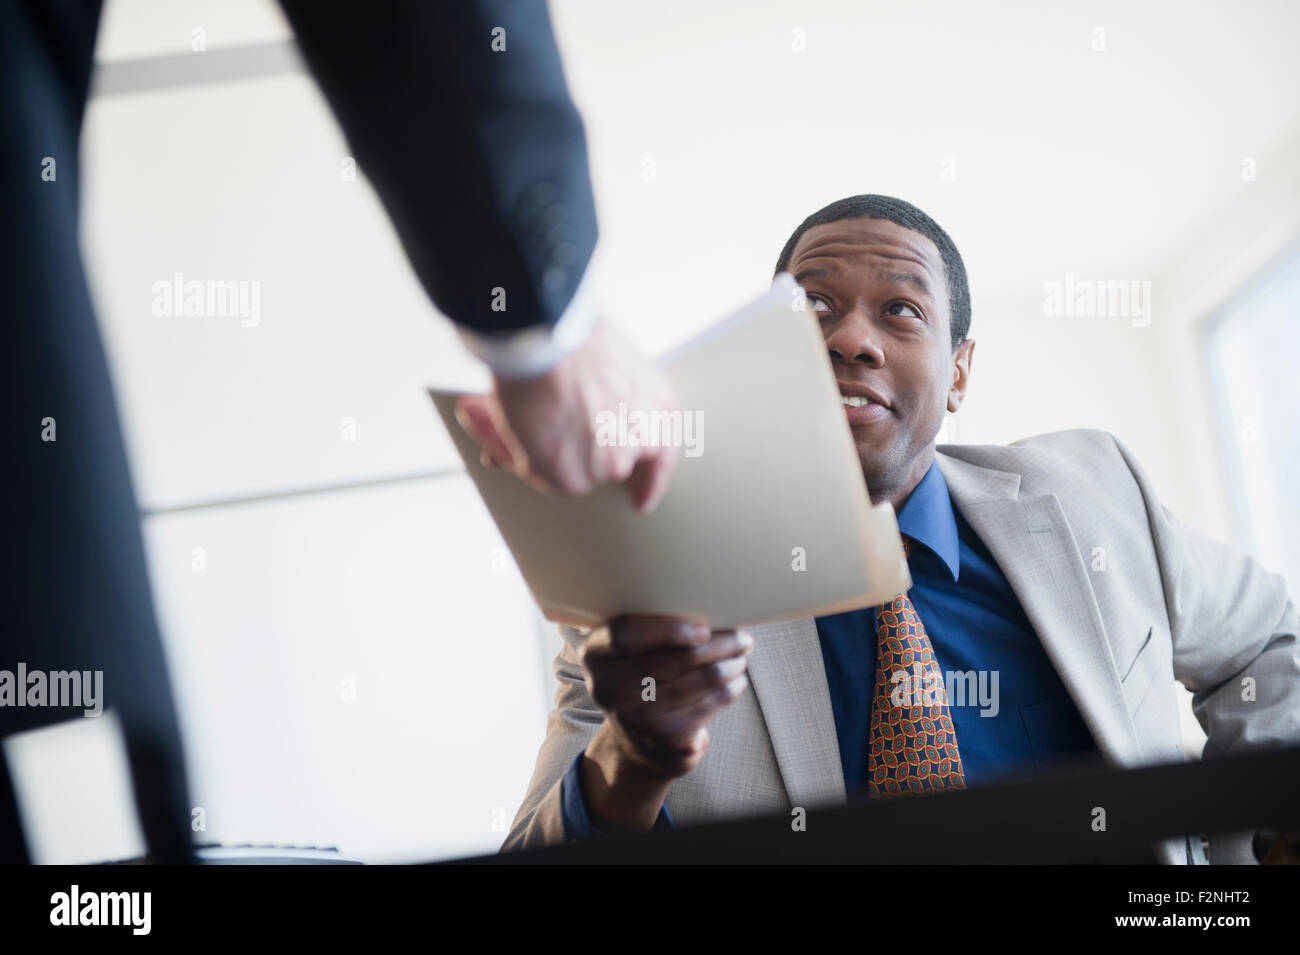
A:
[575, 616, 753, 831]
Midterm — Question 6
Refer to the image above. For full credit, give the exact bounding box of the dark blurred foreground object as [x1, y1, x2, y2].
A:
[457, 744, 1300, 864]
[1254, 828, 1300, 865]
[2, 0, 597, 863]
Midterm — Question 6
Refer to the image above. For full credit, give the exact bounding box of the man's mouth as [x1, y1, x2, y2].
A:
[838, 383, 891, 424]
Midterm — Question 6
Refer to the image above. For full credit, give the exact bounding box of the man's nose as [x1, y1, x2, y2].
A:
[825, 307, 884, 365]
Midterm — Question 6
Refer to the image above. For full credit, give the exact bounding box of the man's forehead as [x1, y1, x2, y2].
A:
[790, 218, 943, 276]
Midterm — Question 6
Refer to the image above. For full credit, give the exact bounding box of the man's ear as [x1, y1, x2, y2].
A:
[947, 339, 975, 413]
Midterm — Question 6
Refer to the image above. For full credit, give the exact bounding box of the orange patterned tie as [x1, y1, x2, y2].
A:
[867, 535, 966, 798]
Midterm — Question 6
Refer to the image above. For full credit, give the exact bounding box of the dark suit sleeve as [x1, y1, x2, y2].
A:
[276, 0, 597, 334]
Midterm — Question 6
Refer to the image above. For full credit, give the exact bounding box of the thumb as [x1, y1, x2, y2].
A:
[455, 394, 523, 472]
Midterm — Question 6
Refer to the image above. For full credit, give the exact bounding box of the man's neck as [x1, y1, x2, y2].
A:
[868, 447, 935, 513]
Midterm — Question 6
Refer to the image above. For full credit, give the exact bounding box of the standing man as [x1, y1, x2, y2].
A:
[1, 0, 675, 862]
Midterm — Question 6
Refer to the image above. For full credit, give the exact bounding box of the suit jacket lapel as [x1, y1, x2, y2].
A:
[745, 617, 847, 807]
[935, 449, 1140, 765]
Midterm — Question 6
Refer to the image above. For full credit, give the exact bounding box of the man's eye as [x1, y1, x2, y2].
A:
[807, 295, 831, 314]
[886, 302, 921, 318]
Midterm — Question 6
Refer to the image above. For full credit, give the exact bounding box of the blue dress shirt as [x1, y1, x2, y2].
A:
[818, 456, 1099, 796]
[559, 456, 1100, 837]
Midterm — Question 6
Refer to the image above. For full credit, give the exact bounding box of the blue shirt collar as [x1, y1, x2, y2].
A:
[894, 456, 960, 583]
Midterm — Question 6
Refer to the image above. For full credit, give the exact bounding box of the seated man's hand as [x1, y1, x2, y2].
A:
[576, 615, 753, 830]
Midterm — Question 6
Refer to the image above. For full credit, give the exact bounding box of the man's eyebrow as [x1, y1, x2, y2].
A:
[883, 271, 933, 294]
[793, 267, 834, 284]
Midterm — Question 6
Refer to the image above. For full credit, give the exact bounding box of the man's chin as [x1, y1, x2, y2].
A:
[851, 429, 892, 460]
[856, 452, 889, 487]
[854, 428, 903, 478]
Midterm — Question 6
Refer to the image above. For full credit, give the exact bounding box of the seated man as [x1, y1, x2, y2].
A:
[500, 194, 1300, 864]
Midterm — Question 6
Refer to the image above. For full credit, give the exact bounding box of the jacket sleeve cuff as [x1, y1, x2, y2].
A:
[458, 257, 599, 379]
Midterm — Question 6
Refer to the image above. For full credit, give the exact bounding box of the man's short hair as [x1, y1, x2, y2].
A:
[774, 194, 971, 349]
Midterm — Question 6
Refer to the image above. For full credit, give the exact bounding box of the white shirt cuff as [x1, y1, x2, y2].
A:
[457, 258, 599, 378]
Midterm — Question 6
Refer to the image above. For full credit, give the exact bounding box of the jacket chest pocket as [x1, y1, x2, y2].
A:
[1119, 625, 1162, 715]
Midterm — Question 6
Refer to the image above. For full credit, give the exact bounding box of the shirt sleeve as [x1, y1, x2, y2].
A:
[559, 750, 675, 839]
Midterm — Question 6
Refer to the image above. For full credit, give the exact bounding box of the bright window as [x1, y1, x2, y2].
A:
[1205, 245, 1300, 589]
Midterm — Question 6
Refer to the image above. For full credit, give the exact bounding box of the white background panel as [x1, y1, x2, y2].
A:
[82, 74, 488, 511]
[4, 713, 145, 865]
[142, 477, 551, 863]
